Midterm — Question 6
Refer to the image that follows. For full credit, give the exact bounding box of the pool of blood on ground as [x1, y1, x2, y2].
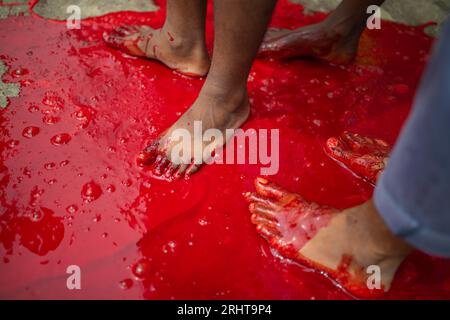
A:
[0, 0, 449, 299]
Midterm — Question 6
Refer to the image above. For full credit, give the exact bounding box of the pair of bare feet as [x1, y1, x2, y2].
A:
[104, 18, 361, 179]
[245, 132, 412, 297]
[104, 21, 409, 297]
[105, 25, 250, 178]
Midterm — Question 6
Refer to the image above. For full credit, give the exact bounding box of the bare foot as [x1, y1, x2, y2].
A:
[137, 89, 250, 178]
[325, 132, 390, 185]
[259, 20, 363, 65]
[244, 178, 412, 298]
[103, 25, 210, 77]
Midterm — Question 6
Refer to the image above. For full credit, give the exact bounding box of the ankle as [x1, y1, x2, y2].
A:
[199, 83, 249, 113]
[161, 24, 207, 56]
[346, 200, 412, 264]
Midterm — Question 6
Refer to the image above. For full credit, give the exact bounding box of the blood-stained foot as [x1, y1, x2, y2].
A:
[244, 178, 412, 298]
[244, 177, 337, 253]
[258, 21, 362, 65]
[104, 25, 210, 77]
[325, 132, 390, 185]
[137, 89, 250, 179]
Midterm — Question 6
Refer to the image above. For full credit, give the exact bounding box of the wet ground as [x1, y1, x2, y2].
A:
[1, 0, 450, 299]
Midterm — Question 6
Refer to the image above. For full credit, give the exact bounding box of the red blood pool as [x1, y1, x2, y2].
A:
[81, 181, 102, 202]
[1, 0, 449, 300]
[22, 126, 40, 138]
[50, 133, 71, 145]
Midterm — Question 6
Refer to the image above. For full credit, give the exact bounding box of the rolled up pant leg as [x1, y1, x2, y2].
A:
[374, 20, 450, 257]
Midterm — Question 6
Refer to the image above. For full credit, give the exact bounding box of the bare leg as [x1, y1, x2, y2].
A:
[244, 178, 411, 298]
[138, 0, 277, 178]
[104, 0, 210, 76]
[259, 0, 385, 65]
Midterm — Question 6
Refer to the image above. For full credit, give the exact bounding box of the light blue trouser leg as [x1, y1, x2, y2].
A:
[374, 20, 450, 257]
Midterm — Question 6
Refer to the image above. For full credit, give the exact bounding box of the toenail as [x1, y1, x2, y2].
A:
[257, 177, 269, 184]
